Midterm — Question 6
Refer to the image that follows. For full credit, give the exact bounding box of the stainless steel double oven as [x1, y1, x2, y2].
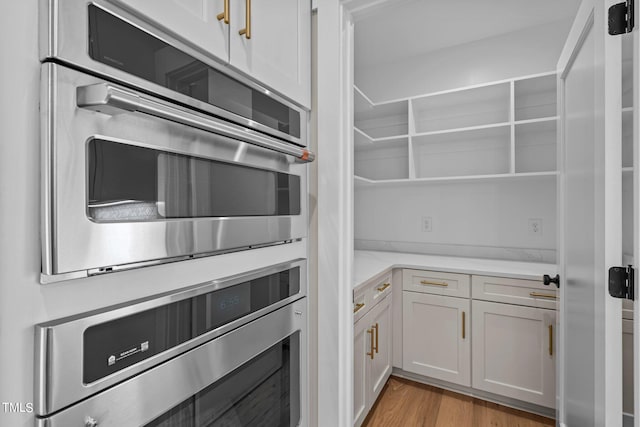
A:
[35, 260, 308, 427]
[40, 0, 313, 282]
[37, 1, 312, 426]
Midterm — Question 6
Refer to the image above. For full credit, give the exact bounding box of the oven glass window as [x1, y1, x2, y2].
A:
[83, 267, 300, 383]
[145, 333, 301, 427]
[88, 5, 301, 141]
[87, 139, 300, 221]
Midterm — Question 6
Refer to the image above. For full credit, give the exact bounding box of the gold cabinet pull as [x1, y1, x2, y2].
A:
[419, 280, 449, 287]
[239, 0, 251, 39]
[374, 323, 379, 353]
[367, 329, 374, 360]
[216, 0, 230, 24]
[462, 311, 466, 339]
[549, 324, 553, 356]
[530, 292, 557, 299]
[377, 283, 391, 292]
[353, 303, 365, 314]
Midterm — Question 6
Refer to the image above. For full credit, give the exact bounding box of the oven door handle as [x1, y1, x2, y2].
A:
[76, 82, 315, 163]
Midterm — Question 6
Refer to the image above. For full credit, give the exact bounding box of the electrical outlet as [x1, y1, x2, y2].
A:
[422, 216, 432, 232]
[529, 219, 542, 236]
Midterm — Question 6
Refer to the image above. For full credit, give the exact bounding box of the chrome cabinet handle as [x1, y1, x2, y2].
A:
[77, 83, 315, 163]
[217, 0, 229, 24]
[239, 0, 251, 38]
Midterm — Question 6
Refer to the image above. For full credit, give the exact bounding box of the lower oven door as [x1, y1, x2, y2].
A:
[41, 63, 308, 280]
[36, 298, 307, 427]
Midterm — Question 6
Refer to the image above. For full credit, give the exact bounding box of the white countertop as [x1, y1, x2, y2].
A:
[354, 250, 557, 291]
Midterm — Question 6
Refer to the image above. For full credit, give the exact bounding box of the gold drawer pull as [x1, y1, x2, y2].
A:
[377, 283, 391, 292]
[462, 311, 466, 339]
[420, 280, 449, 287]
[549, 324, 553, 356]
[367, 328, 374, 360]
[530, 292, 557, 299]
[239, 0, 251, 39]
[374, 323, 379, 353]
[216, 0, 229, 24]
[353, 303, 365, 314]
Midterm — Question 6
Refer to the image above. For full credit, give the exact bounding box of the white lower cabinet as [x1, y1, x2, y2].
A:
[471, 300, 556, 408]
[402, 292, 471, 386]
[353, 291, 392, 427]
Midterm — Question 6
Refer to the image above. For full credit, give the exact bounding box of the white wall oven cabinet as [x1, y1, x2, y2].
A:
[40, 0, 314, 281]
[108, 0, 311, 107]
[353, 274, 392, 427]
[471, 300, 556, 408]
[402, 290, 471, 387]
[35, 261, 307, 427]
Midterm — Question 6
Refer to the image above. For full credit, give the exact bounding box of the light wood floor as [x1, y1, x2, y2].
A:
[362, 377, 555, 427]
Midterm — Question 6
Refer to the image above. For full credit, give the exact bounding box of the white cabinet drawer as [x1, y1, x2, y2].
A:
[402, 269, 470, 298]
[471, 275, 557, 309]
[354, 273, 393, 323]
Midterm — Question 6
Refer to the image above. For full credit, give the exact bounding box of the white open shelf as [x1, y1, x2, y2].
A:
[413, 125, 511, 178]
[412, 82, 510, 133]
[515, 119, 557, 173]
[354, 89, 408, 139]
[354, 171, 558, 187]
[354, 138, 409, 181]
[353, 72, 559, 185]
[514, 74, 557, 121]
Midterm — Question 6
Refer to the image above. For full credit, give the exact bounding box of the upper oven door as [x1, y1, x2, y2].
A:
[41, 64, 308, 280]
[40, 0, 307, 146]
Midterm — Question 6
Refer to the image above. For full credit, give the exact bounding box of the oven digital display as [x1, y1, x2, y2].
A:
[83, 267, 300, 384]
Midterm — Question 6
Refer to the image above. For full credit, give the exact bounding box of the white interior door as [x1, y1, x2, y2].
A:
[557, 0, 623, 426]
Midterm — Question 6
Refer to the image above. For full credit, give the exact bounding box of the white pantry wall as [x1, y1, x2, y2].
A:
[355, 179, 557, 262]
[355, 19, 571, 102]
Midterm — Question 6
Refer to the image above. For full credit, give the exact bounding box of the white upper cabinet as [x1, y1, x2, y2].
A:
[111, 0, 230, 63]
[230, 0, 311, 107]
[111, 0, 311, 108]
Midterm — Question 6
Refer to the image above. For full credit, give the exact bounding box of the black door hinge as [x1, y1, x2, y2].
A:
[609, 0, 635, 35]
[609, 265, 635, 300]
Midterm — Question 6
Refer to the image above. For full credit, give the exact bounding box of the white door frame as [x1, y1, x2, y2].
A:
[316, 2, 355, 427]
[633, 1, 640, 426]
[556, 0, 623, 425]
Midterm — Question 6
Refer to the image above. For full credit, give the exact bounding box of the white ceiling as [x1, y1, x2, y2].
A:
[354, 0, 582, 67]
